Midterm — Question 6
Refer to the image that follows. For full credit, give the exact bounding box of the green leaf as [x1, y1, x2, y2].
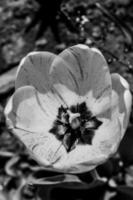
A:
[29, 173, 105, 190]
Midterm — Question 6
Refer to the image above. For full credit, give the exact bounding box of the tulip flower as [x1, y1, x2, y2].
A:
[4, 44, 132, 173]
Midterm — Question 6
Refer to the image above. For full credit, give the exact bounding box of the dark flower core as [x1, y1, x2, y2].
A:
[50, 102, 102, 152]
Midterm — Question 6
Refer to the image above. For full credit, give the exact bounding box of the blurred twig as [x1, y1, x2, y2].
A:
[95, 2, 133, 45]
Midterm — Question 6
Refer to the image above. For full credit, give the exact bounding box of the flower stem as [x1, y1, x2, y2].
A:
[90, 169, 101, 180]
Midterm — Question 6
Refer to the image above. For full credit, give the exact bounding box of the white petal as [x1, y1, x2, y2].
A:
[13, 128, 66, 169]
[5, 85, 63, 133]
[16, 51, 56, 92]
[52, 83, 79, 107]
[51, 44, 112, 99]
[5, 85, 69, 169]
[111, 73, 132, 137]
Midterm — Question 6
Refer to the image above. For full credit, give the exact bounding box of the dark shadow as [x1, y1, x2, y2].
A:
[25, 0, 64, 43]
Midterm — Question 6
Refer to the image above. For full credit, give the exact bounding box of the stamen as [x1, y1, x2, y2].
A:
[50, 102, 102, 152]
[67, 110, 80, 124]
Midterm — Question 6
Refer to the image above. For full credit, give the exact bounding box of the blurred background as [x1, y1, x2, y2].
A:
[0, 0, 133, 199]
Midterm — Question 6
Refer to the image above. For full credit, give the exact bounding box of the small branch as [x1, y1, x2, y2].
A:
[90, 169, 101, 180]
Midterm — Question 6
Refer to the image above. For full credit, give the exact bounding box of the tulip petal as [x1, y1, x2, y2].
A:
[15, 52, 56, 92]
[52, 44, 112, 96]
[5, 86, 68, 168]
[13, 128, 66, 169]
[111, 73, 132, 137]
[51, 44, 112, 116]
[5, 85, 65, 133]
[51, 83, 79, 108]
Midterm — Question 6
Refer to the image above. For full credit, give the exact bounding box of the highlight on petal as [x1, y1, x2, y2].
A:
[51, 83, 79, 108]
[93, 116, 121, 158]
[111, 73, 132, 137]
[15, 51, 56, 92]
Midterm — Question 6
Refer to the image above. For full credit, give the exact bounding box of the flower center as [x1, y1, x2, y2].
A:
[67, 111, 80, 129]
[49, 102, 102, 152]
